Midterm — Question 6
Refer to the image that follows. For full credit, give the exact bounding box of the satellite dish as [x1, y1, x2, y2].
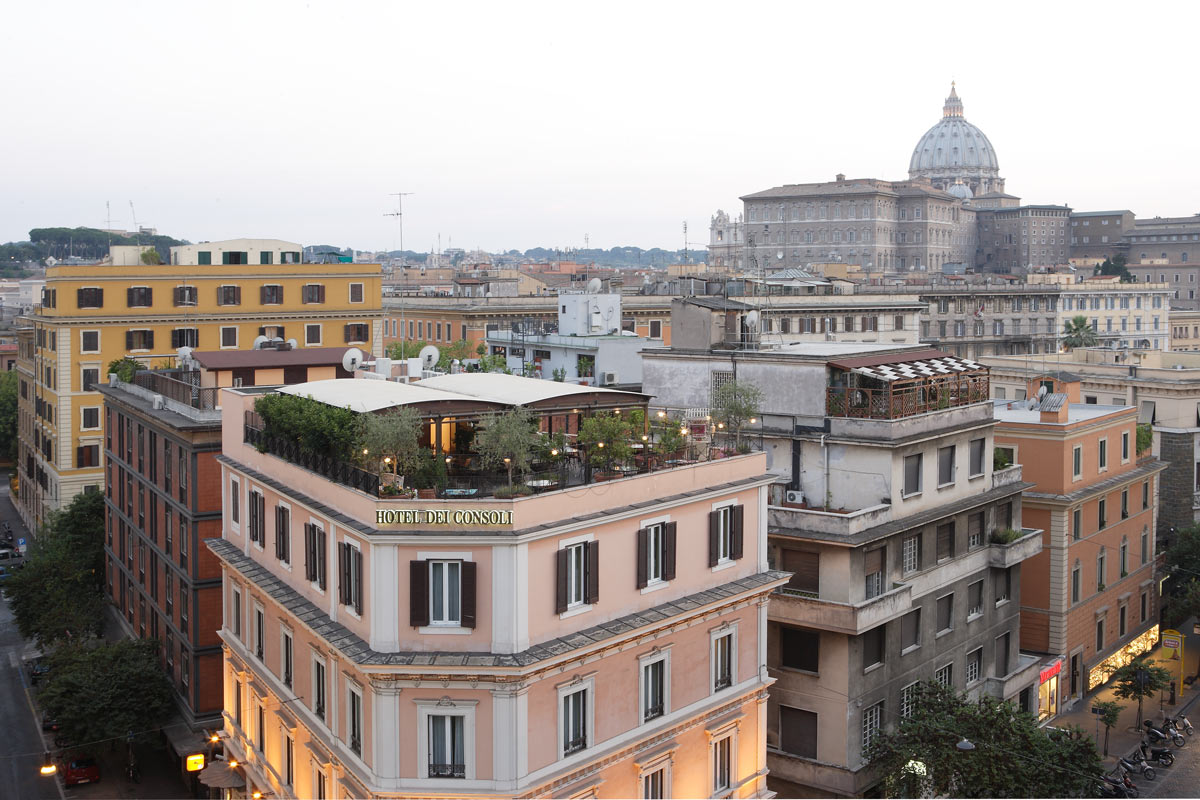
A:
[744, 310, 760, 330]
[252, 335, 269, 350]
[1037, 385, 1048, 399]
[586, 277, 602, 294]
[419, 345, 441, 370]
[342, 347, 364, 372]
[286, 338, 298, 350]
[176, 346, 193, 367]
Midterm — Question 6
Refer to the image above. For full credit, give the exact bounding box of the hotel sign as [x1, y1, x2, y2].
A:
[376, 508, 513, 526]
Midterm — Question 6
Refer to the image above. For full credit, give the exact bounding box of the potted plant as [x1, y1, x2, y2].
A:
[359, 406, 422, 489]
[413, 451, 448, 499]
[474, 407, 538, 488]
[579, 412, 634, 480]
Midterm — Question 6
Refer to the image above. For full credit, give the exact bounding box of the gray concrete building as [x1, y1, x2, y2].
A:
[643, 305, 1042, 796]
[1128, 215, 1200, 309]
[1069, 210, 1135, 262]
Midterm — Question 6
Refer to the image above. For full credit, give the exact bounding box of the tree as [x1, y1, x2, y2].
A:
[360, 407, 423, 484]
[0, 370, 17, 462]
[474, 407, 538, 486]
[106, 356, 143, 382]
[1136, 422, 1153, 455]
[1092, 699, 1123, 755]
[1062, 315, 1099, 350]
[5, 491, 107, 649]
[40, 639, 173, 749]
[387, 339, 429, 360]
[868, 681, 1103, 798]
[578, 412, 634, 472]
[1095, 255, 1134, 283]
[711, 379, 763, 450]
[1111, 654, 1172, 728]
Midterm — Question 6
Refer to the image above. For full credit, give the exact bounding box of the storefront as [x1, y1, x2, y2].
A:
[1038, 658, 1062, 722]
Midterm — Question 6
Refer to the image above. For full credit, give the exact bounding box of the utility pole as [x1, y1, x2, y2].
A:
[385, 192, 414, 356]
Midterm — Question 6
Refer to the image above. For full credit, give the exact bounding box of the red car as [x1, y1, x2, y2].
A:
[62, 757, 100, 787]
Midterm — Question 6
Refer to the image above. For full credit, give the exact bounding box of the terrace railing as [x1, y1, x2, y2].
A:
[826, 376, 989, 420]
[132, 371, 219, 410]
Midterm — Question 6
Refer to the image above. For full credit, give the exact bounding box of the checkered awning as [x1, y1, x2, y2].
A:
[849, 355, 983, 383]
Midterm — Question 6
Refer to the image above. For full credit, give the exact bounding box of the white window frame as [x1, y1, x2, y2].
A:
[709, 723, 738, 797]
[710, 623, 738, 694]
[1121, 431, 1131, 464]
[902, 453, 923, 497]
[311, 652, 328, 724]
[305, 323, 323, 346]
[966, 648, 982, 685]
[343, 537, 363, 618]
[1098, 437, 1108, 472]
[968, 437, 986, 478]
[900, 681, 919, 718]
[415, 698, 478, 780]
[558, 532, 594, 617]
[229, 477, 240, 531]
[639, 647, 671, 723]
[280, 626, 294, 691]
[640, 514, 671, 593]
[79, 328, 100, 354]
[346, 681, 364, 758]
[711, 499, 736, 570]
[638, 753, 673, 799]
[937, 444, 956, 488]
[1072, 445, 1083, 481]
[557, 675, 595, 760]
[349, 282, 365, 303]
[253, 602, 265, 660]
[934, 662, 953, 687]
[220, 325, 238, 349]
[420, 550, 471, 632]
[902, 533, 920, 575]
[230, 584, 243, 639]
[312, 764, 328, 800]
[80, 405, 101, 431]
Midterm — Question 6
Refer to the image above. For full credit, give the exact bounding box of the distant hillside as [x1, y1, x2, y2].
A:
[377, 246, 701, 268]
[0, 227, 189, 265]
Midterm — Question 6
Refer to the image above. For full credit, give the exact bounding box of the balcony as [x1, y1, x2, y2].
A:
[987, 527, 1043, 569]
[130, 370, 219, 410]
[769, 581, 912, 635]
[992, 464, 1024, 491]
[768, 502, 893, 539]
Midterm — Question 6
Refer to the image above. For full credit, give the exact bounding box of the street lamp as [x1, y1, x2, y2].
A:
[39, 752, 56, 776]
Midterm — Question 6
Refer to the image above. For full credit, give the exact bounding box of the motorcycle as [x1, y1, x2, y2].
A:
[1166, 712, 1194, 737]
[1139, 739, 1175, 767]
[1118, 753, 1155, 781]
[1097, 775, 1132, 798]
[1144, 719, 1185, 748]
[1116, 766, 1140, 798]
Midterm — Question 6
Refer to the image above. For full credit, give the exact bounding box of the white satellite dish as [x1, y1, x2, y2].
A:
[286, 338, 298, 350]
[744, 310, 760, 330]
[252, 335, 269, 350]
[419, 345, 441, 370]
[342, 347, 364, 372]
[586, 277, 602, 294]
[176, 346, 193, 367]
[1037, 384, 1048, 399]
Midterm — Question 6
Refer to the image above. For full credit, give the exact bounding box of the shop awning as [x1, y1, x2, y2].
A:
[198, 761, 246, 789]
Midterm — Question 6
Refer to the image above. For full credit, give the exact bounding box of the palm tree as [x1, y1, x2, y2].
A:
[1061, 315, 1098, 350]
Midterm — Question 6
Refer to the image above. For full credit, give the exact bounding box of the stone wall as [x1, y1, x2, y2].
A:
[1156, 430, 1194, 538]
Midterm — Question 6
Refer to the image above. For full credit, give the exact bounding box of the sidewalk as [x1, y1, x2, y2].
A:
[1054, 629, 1200, 768]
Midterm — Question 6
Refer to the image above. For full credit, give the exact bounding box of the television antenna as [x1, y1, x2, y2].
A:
[385, 191, 415, 356]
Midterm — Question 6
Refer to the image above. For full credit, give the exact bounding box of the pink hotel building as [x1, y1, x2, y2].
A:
[207, 376, 787, 799]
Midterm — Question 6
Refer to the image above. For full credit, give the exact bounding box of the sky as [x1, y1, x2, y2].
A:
[4, 0, 1198, 254]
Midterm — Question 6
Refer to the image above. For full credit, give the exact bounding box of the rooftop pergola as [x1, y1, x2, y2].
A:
[825, 349, 990, 419]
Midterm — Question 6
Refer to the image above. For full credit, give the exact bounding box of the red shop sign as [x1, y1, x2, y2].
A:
[1040, 659, 1063, 684]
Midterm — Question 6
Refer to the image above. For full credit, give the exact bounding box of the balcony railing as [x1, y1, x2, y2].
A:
[428, 763, 466, 779]
[826, 377, 990, 420]
[131, 371, 219, 410]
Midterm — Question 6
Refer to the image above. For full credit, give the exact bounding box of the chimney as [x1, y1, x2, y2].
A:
[835, 173, 846, 183]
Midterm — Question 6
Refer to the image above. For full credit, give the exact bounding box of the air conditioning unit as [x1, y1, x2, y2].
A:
[151, 394, 164, 411]
[602, 371, 618, 386]
[786, 490, 804, 505]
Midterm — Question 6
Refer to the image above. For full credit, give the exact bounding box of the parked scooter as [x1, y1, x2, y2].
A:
[1118, 752, 1155, 781]
[1166, 711, 1194, 737]
[1139, 739, 1176, 767]
[1115, 766, 1140, 798]
[1098, 774, 1132, 798]
[1145, 719, 1186, 748]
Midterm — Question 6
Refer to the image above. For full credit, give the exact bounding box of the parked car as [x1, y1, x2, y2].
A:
[61, 756, 100, 787]
[0, 548, 20, 562]
[27, 658, 50, 685]
[40, 712, 60, 732]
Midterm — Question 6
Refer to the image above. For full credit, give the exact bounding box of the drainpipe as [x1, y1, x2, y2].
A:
[820, 433, 830, 511]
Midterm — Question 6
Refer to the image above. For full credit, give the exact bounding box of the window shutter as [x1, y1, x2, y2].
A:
[662, 522, 677, 581]
[865, 547, 883, 575]
[555, 548, 569, 614]
[636, 528, 649, 589]
[461, 561, 477, 628]
[274, 508, 282, 558]
[146, 329, 154, 349]
[125, 331, 133, 349]
[708, 511, 720, 567]
[409, 560, 429, 626]
[338, 543, 348, 605]
[319, 285, 326, 303]
[234, 286, 242, 304]
[344, 324, 353, 343]
[126, 287, 135, 306]
[353, 549, 363, 615]
[303, 525, 313, 581]
[585, 540, 600, 605]
[260, 286, 268, 304]
[782, 549, 820, 594]
[316, 529, 327, 590]
[258, 326, 266, 337]
[731, 505, 744, 560]
[173, 287, 182, 306]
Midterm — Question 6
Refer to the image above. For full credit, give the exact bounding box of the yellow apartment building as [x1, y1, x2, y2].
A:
[16, 240, 382, 529]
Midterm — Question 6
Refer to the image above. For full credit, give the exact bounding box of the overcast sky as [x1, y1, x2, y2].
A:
[5, 1, 1197, 253]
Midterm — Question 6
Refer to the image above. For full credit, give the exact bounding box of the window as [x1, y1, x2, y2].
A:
[1120, 604, 1128, 637]
[1099, 438, 1108, 470]
[220, 326, 238, 348]
[349, 283, 364, 303]
[934, 662, 953, 687]
[556, 540, 598, 613]
[1121, 490, 1129, 520]
[305, 324, 322, 345]
[968, 580, 983, 618]
[217, 285, 241, 306]
[254, 605, 265, 659]
[903, 453, 922, 496]
[230, 478, 239, 524]
[1098, 498, 1107, 529]
[1072, 508, 1081, 541]
[427, 714, 466, 778]
[338, 541, 364, 614]
[313, 767, 327, 800]
[82, 367, 99, 390]
[782, 549, 818, 595]
[937, 445, 955, 486]
[348, 684, 363, 755]
[305, 524, 327, 590]
[936, 593, 954, 632]
[863, 625, 885, 668]
[1072, 561, 1081, 603]
[259, 284, 284, 305]
[1143, 481, 1150, 510]
[1096, 618, 1105, 652]
[412, 558, 477, 628]
[781, 626, 819, 672]
[713, 629, 735, 690]
[712, 732, 734, 794]
[76, 444, 99, 468]
[861, 702, 882, 753]
[231, 587, 242, 638]
[170, 327, 199, 348]
[81, 406, 100, 430]
[283, 732, 294, 786]
[641, 653, 668, 721]
[1097, 548, 1106, 589]
[902, 533, 921, 574]
[649, 320, 663, 339]
[255, 700, 265, 751]
[76, 287, 103, 308]
[562, 686, 589, 755]
[248, 490, 265, 546]
[1142, 527, 1150, 565]
[126, 286, 153, 307]
[274, 505, 291, 563]
[312, 657, 327, 721]
[222, 251, 249, 265]
[966, 648, 982, 684]
[1122, 431, 1130, 461]
[968, 512, 984, 549]
[344, 323, 368, 343]
[901, 609, 920, 651]
[638, 522, 676, 588]
[126, 329, 154, 350]
[969, 438, 985, 476]
[302, 284, 327, 304]
[281, 629, 293, 688]
[1072, 445, 1082, 478]
[80, 330, 99, 353]
[936, 522, 955, 562]
[864, 547, 884, 599]
[708, 505, 743, 566]
[173, 285, 198, 306]
[1141, 591, 1149, 623]
[900, 683, 919, 718]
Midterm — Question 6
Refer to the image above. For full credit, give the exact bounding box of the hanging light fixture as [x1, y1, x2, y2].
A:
[39, 752, 56, 776]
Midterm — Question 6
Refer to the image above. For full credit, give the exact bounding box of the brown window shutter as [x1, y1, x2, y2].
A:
[636, 528, 649, 589]
[344, 324, 353, 343]
[146, 329, 154, 349]
[585, 540, 600, 605]
[319, 285, 326, 303]
[234, 286, 242, 304]
[460, 561, 477, 628]
[865, 547, 883, 575]
[555, 548, 569, 614]
[126, 287, 135, 306]
[783, 549, 820, 594]
[662, 522, 677, 581]
[353, 549, 363, 615]
[731, 505, 745, 560]
[409, 560, 429, 626]
[317, 529, 327, 590]
[259, 286, 268, 304]
[708, 510, 720, 567]
[125, 331, 133, 350]
[337, 543, 347, 605]
[303, 525, 313, 581]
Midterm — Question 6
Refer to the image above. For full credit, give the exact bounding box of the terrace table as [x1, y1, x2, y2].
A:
[527, 479, 559, 492]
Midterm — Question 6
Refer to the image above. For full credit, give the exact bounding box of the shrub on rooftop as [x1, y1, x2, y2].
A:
[254, 393, 361, 462]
